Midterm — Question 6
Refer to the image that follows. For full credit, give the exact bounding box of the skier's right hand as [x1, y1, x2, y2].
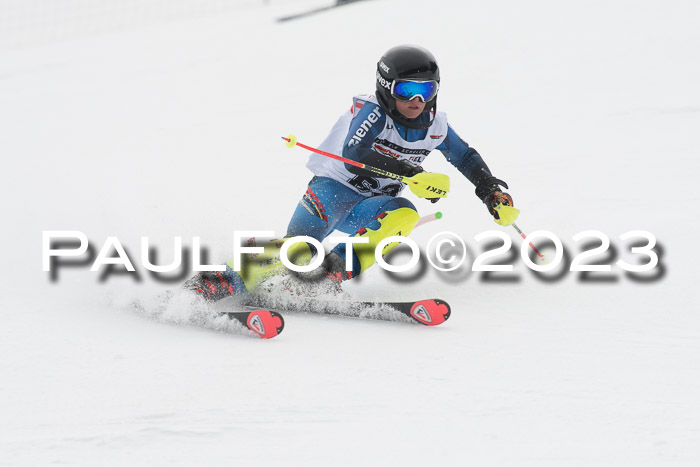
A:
[406, 171, 450, 200]
[396, 159, 424, 177]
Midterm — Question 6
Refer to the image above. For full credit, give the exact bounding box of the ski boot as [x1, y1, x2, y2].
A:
[184, 238, 316, 302]
[183, 270, 240, 302]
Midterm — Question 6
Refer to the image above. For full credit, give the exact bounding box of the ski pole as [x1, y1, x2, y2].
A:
[282, 135, 403, 181]
[415, 211, 443, 228]
[511, 222, 545, 259]
[281, 135, 450, 200]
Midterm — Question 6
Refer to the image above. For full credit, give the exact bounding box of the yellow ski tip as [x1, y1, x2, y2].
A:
[493, 204, 520, 226]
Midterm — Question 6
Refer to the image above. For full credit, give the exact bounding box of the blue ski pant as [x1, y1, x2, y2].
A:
[286, 176, 416, 274]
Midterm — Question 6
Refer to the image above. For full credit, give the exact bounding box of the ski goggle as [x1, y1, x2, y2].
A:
[391, 79, 439, 102]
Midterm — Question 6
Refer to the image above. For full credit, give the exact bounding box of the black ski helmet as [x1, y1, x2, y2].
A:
[375, 45, 440, 130]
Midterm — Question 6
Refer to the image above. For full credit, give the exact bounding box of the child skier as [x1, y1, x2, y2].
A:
[185, 44, 514, 301]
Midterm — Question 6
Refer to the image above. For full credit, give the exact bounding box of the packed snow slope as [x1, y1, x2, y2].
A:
[2, 0, 700, 465]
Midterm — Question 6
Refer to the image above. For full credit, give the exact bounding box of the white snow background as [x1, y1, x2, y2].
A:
[2, 0, 700, 465]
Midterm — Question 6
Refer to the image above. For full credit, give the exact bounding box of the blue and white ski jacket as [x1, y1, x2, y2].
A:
[306, 94, 492, 197]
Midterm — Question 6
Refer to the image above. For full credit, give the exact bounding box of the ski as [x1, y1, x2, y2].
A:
[245, 297, 451, 326]
[221, 309, 285, 339]
[377, 299, 451, 326]
[130, 292, 285, 339]
[277, 0, 368, 23]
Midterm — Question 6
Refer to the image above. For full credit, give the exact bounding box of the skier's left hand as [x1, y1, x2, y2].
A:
[476, 176, 513, 219]
[484, 190, 514, 220]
